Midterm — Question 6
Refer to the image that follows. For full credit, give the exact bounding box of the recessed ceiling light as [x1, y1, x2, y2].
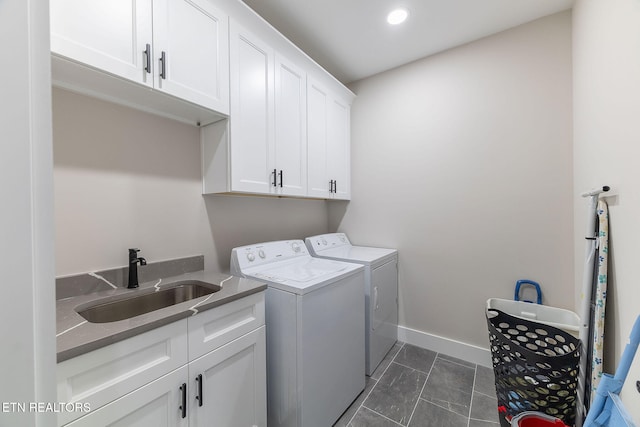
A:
[387, 8, 409, 25]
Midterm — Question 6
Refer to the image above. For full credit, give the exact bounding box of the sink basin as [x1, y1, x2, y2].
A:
[76, 281, 222, 323]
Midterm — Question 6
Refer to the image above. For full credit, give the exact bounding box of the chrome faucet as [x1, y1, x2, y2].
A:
[127, 248, 147, 289]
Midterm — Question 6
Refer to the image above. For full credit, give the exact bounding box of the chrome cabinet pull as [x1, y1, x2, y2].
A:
[278, 170, 283, 187]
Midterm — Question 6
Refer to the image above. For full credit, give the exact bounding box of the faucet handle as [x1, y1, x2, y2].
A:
[129, 248, 140, 254]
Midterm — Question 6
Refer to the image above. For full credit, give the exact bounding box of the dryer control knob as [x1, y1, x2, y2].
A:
[258, 249, 266, 259]
[291, 242, 301, 252]
[246, 252, 255, 262]
[321, 238, 327, 245]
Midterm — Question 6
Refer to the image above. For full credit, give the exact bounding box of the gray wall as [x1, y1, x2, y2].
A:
[53, 88, 329, 276]
[330, 11, 574, 349]
[573, 0, 640, 418]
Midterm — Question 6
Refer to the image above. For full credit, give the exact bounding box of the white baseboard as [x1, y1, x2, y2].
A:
[398, 326, 493, 368]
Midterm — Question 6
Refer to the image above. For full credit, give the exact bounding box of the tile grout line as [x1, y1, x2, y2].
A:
[416, 396, 460, 414]
[364, 407, 405, 426]
[405, 352, 436, 426]
[344, 380, 377, 426]
[392, 360, 434, 375]
[436, 353, 476, 369]
[474, 389, 497, 399]
[467, 364, 478, 427]
[345, 342, 405, 426]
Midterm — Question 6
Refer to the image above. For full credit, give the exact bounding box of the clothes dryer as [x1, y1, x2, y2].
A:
[231, 240, 365, 427]
[305, 233, 398, 375]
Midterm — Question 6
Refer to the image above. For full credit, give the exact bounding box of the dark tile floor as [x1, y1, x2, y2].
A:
[335, 342, 501, 427]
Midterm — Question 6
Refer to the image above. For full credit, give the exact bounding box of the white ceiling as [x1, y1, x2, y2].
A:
[241, 0, 574, 84]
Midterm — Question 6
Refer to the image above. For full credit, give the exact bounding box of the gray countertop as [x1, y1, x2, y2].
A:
[56, 270, 266, 363]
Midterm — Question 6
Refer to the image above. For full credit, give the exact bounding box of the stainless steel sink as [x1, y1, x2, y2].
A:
[76, 281, 221, 323]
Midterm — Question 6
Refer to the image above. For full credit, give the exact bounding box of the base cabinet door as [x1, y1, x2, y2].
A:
[189, 326, 267, 427]
[65, 366, 189, 427]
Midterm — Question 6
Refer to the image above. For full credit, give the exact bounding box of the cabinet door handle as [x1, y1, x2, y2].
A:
[144, 44, 151, 74]
[334, 180, 337, 194]
[329, 180, 334, 193]
[272, 169, 277, 187]
[196, 374, 203, 407]
[179, 383, 187, 418]
[278, 170, 283, 188]
[159, 51, 167, 80]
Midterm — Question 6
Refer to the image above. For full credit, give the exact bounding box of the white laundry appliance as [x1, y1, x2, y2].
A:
[230, 240, 365, 427]
[305, 233, 398, 376]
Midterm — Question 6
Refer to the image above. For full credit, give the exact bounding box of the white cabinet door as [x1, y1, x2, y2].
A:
[229, 22, 275, 194]
[327, 96, 351, 200]
[153, 0, 229, 114]
[307, 79, 331, 198]
[66, 365, 189, 427]
[50, 0, 153, 87]
[274, 55, 307, 197]
[57, 319, 188, 426]
[307, 78, 351, 200]
[189, 326, 267, 427]
[51, 0, 229, 115]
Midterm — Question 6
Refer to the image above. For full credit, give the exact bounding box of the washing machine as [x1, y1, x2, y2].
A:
[305, 233, 398, 376]
[230, 240, 365, 427]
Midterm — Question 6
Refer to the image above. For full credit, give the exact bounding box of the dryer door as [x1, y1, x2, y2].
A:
[371, 259, 398, 332]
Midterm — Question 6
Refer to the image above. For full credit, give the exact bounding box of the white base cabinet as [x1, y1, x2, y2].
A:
[58, 292, 266, 426]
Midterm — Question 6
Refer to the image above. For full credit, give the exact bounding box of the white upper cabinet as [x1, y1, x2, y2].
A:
[51, 0, 353, 199]
[50, 0, 154, 88]
[50, 0, 229, 116]
[203, 22, 309, 197]
[307, 79, 351, 200]
[274, 54, 307, 197]
[153, 0, 229, 114]
[228, 22, 275, 194]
